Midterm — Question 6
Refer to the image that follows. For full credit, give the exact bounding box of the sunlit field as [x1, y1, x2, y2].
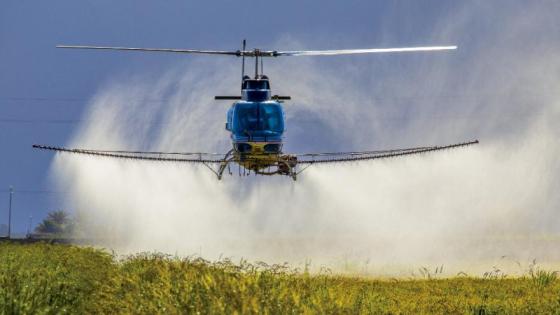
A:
[1, 242, 559, 314]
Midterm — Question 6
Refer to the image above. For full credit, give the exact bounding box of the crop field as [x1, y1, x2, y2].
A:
[1, 242, 559, 314]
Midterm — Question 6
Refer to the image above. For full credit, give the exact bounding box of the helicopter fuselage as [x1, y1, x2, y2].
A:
[224, 77, 291, 173]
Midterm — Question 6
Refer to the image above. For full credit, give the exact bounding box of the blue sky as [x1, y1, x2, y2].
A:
[1, 1, 558, 237]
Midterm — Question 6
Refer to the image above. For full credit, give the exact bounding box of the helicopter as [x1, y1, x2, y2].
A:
[33, 40, 478, 181]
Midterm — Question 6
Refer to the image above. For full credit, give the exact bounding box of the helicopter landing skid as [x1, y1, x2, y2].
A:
[249, 155, 298, 181]
[208, 152, 299, 181]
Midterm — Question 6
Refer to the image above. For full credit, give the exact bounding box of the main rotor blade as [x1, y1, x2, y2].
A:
[56, 45, 239, 56]
[275, 46, 457, 56]
[57, 45, 457, 58]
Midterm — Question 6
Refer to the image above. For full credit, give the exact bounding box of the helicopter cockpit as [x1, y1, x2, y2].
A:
[232, 102, 284, 134]
[227, 101, 284, 147]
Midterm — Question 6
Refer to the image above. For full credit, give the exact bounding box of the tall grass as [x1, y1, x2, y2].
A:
[1, 242, 559, 314]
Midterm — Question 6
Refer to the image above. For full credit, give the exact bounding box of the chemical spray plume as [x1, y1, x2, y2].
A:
[53, 2, 560, 276]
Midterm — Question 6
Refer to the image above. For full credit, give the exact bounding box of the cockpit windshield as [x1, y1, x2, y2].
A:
[233, 102, 284, 134]
[243, 80, 270, 90]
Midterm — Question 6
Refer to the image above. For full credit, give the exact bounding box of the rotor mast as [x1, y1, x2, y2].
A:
[241, 41, 263, 81]
[241, 39, 246, 82]
[254, 49, 260, 78]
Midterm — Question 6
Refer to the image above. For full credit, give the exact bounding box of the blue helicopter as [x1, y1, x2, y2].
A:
[33, 40, 478, 180]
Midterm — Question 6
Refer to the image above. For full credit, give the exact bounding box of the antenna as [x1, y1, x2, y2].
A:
[241, 39, 246, 83]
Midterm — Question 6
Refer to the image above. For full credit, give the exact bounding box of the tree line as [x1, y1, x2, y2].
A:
[33, 210, 74, 237]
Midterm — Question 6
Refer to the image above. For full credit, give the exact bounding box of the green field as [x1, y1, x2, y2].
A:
[1, 242, 559, 314]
